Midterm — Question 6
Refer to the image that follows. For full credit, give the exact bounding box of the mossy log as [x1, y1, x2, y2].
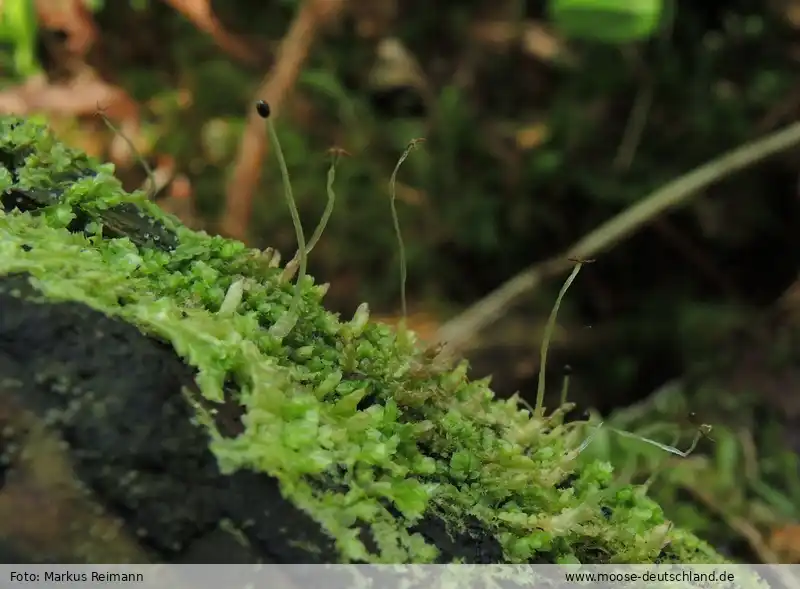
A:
[0, 117, 724, 566]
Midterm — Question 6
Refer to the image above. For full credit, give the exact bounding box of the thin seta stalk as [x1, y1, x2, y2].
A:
[96, 104, 158, 199]
[256, 100, 306, 339]
[534, 259, 586, 418]
[282, 146, 347, 281]
[388, 138, 425, 346]
[307, 147, 347, 253]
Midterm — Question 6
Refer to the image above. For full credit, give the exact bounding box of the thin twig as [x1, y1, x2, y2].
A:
[159, 0, 257, 64]
[96, 106, 157, 199]
[613, 11, 673, 170]
[436, 120, 800, 353]
[613, 79, 654, 170]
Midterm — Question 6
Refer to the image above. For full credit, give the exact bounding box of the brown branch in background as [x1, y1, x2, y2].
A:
[436, 120, 800, 354]
[220, 0, 347, 241]
[610, 67, 739, 301]
[159, 0, 258, 64]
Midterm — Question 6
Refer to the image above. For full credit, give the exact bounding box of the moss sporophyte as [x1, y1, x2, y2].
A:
[0, 115, 728, 566]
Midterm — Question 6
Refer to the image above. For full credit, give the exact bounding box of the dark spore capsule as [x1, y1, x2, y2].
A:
[256, 100, 271, 119]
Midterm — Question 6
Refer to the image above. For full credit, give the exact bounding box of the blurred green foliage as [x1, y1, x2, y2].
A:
[0, 0, 39, 78]
[549, 0, 666, 42]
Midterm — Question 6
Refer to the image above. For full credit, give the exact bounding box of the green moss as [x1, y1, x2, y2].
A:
[0, 116, 726, 565]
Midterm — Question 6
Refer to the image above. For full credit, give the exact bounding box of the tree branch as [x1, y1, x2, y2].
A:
[437, 121, 800, 354]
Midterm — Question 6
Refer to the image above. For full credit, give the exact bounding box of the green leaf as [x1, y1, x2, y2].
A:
[449, 449, 481, 482]
[0, 0, 41, 77]
[548, 0, 665, 43]
[390, 479, 431, 519]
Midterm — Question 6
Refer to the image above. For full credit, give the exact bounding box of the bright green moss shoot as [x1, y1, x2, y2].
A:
[0, 116, 726, 566]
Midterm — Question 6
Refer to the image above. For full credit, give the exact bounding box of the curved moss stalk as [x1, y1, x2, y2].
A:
[388, 138, 425, 346]
[281, 147, 344, 282]
[257, 101, 306, 339]
[535, 261, 583, 417]
[305, 148, 344, 255]
[97, 109, 158, 199]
